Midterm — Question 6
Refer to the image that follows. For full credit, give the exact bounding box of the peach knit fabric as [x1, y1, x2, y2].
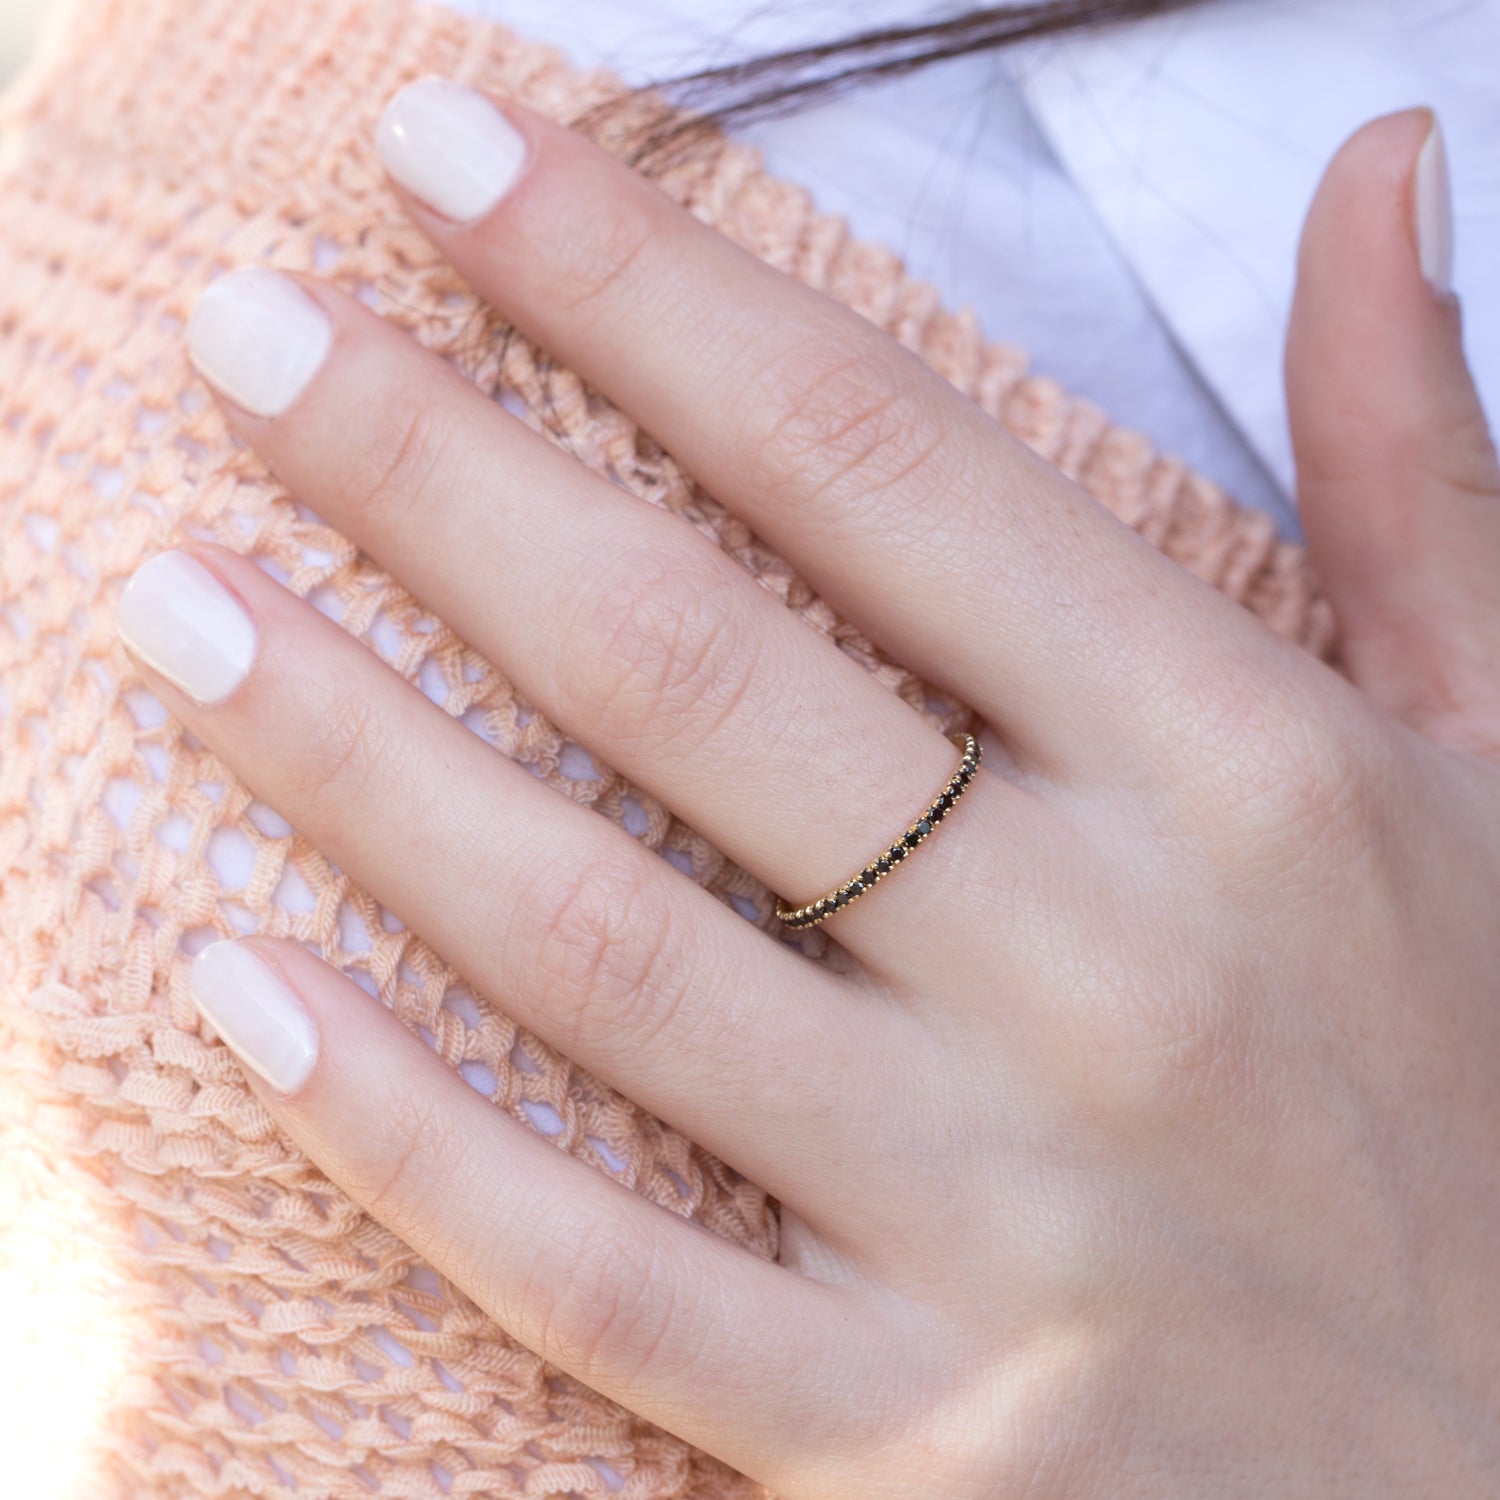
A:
[0, 0, 1341, 1495]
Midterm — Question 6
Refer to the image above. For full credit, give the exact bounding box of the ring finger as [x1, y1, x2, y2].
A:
[116, 540, 933, 1225]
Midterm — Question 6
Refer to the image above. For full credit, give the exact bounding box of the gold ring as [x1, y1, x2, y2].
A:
[774, 732, 982, 929]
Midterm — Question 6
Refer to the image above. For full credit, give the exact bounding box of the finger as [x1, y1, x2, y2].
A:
[115, 541, 918, 1225]
[185, 934, 870, 1485]
[371, 78, 1289, 788]
[182, 266, 1058, 980]
[1287, 107, 1500, 758]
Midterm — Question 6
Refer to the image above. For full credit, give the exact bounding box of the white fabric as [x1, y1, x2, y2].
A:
[435, 0, 1499, 544]
[1014, 0, 1500, 516]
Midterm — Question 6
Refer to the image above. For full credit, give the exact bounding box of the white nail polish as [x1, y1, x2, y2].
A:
[376, 77, 528, 225]
[1414, 115, 1454, 296]
[189, 940, 319, 1094]
[116, 549, 257, 705]
[187, 267, 333, 417]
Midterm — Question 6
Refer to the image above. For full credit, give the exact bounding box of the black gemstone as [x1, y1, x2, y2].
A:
[938, 791, 954, 808]
[877, 857, 892, 872]
[929, 804, 945, 822]
[862, 867, 880, 884]
[889, 844, 906, 861]
[904, 831, 921, 847]
[916, 819, 932, 835]
[848, 879, 865, 896]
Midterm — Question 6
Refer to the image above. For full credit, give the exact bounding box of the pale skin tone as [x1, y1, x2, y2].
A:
[123, 100, 1500, 1494]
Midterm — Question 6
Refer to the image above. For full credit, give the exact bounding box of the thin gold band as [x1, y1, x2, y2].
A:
[774, 732, 982, 930]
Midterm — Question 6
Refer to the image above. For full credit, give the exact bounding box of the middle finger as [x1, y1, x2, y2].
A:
[183, 266, 1051, 978]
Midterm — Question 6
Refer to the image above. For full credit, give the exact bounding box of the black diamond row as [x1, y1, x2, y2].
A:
[781, 735, 981, 928]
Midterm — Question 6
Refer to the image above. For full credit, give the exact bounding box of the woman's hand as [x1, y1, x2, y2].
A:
[116, 87, 1500, 1496]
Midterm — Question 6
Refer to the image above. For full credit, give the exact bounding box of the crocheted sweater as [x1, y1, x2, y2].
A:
[0, 0, 1339, 1495]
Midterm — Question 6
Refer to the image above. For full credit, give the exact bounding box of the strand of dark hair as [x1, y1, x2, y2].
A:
[452, 0, 1208, 456]
[571, 0, 1208, 172]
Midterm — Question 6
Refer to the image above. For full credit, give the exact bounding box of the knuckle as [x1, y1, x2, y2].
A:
[1082, 956, 1261, 1131]
[1429, 399, 1500, 509]
[512, 849, 694, 1059]
[347, 383, 455, 536]
[1173, 665, 1403, 884]
[1305, 386, 1500, 507]
[736, 330, 953, 517]
[348, 1089, 452, 1234]
[519, 1219, 675, 1386]
[547, 193, 658, 319]
[1043, 904, 1261, 1131]
[565, 544, 762, 751]
[1242, 709, 1397, 878]
[290, 683, 396, 808]
[1269, 708, 1379, 837]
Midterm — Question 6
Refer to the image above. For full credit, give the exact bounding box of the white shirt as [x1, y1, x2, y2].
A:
[436, 0, 1499, 544]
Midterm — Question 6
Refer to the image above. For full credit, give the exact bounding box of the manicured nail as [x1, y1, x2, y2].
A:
[189, 941, 319, 1094]
[187, 267, 333, 418]
[1414, 113, 1453, 296]
[376, 78, 528, 224]
[116, 549, 257, 705]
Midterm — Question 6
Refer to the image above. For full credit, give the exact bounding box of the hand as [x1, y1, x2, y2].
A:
[116, 87, 1500, 1496]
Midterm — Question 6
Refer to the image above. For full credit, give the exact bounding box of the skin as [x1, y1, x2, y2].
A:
[122, 100, 1500, 1495]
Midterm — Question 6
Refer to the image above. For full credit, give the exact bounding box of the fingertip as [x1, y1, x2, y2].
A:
[116, 545, 259, 707]
[187, 936, 321, 1095]
[1292, 106, 1437, 306]
[1286, 102, 1469, 473]
[374, 76, 530, 226]
[186, 266, 334, 420]
[1286, 102, 1500, 746]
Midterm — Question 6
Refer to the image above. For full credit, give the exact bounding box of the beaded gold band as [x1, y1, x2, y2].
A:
[774, 732, 982, 930]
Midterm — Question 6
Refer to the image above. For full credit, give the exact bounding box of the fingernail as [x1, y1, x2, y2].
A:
[376, 77, 528, 225]
[189, 941, 319, 1094]
[187, 267, 333, 418]
[1414, 113, 1454, 296]
[116, 549, 257, 705]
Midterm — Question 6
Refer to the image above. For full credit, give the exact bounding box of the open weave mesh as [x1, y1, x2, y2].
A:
[0, 0, 1342, 1494]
